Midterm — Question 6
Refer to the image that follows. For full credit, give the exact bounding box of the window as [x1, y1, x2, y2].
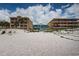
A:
[11, 21, 14, 23]
[21, 25, 23, 27]
[11, 25, 15, 28]
[24, 25, 27, 27]
[25, 21, 27, 23]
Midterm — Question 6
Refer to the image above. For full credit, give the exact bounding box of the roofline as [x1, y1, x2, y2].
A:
[10, 16, 29, 18]
[53, 18, 79, 20]
[48, 18, 79, 25]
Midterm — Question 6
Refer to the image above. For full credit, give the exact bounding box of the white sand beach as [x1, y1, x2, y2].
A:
[0, 29, 79, 56]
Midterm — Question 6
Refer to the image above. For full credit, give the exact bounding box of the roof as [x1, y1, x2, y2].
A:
[10, 16, 29, 19]
[48, 18, 79, 24]
[52, 18, 79, 21]
[10, 16, 21, 18]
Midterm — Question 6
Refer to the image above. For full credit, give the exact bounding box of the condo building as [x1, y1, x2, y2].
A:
[48, 18, 79, 29]
[10, 16, 33, 31]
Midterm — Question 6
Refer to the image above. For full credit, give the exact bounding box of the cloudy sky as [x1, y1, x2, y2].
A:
[0, 3, 78, 25]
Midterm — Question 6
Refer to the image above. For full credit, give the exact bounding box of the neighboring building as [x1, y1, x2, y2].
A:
[10, 16, 33, 31]
[48, 18, 79, 29]
[33, 25, 48, 31]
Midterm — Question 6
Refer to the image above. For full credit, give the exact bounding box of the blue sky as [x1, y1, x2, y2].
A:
[0, 3, 73, 12]
[0, 3, 78, 24]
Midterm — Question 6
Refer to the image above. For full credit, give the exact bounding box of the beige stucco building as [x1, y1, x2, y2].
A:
[10, 16, 33, 31]
[48, 18, 79, 29]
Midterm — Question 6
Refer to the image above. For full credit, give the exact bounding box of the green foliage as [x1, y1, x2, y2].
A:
[0, 21, 10, 28]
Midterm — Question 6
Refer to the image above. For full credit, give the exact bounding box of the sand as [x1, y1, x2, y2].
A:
[0, 29, 79, 56]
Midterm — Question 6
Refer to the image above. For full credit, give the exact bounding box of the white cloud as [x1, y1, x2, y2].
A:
[0, 9, 10, 22]
[0, 4, 79, 25]
[61, 4, 70, 9]
[62, 4, 79, 18]
[0, 4, 61, 25]
[56, 9, 62, 15]
[10, 4, 60, 25]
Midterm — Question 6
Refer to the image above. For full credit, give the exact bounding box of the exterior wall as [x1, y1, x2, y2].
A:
[10, 17, 17, 28]
[48, 19, 79, 29]
[27, 19, 33, 31]
[10, 16, 33, 31]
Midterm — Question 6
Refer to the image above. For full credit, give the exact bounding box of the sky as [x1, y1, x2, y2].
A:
[0, 3, 78, 25]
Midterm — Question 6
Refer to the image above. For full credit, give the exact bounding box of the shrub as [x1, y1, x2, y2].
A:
[8, 31, 12, 34]
[1, 31, 6, 34]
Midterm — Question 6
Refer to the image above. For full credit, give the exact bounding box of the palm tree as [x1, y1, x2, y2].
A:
[1, 21, 10, 28]
[0, 21, 4, 28]
[5, 22, 10, 28]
